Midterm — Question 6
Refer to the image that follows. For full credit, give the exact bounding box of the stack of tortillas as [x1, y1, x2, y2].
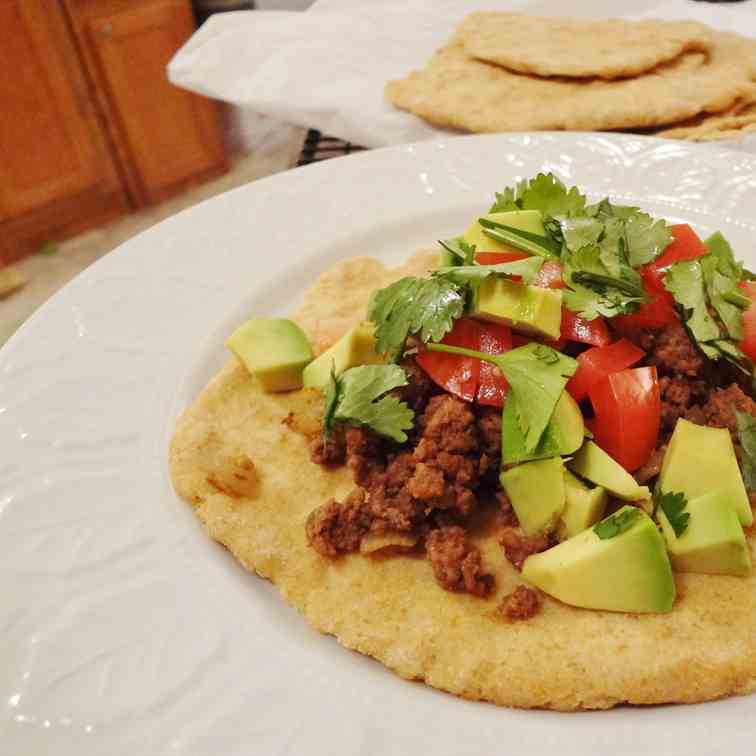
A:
[385, 13, 756, 142]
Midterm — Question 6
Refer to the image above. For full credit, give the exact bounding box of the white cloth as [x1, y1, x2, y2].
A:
[168, 0, 756, 150]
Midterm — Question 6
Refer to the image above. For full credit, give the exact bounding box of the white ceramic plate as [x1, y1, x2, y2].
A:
[2, 133, 756, 756]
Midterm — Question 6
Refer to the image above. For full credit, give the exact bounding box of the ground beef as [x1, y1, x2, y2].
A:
[309, 428, 346, 466]
[495, 491, 518, 527]
[425, 526, 493, 597]
[475, 406, 502, 459]
[345, 426, 384, 488]
[499, 527, 551, 571]
[395, 355, 436, 414]
[498, 585, 541, 622]
[693, 383, 756, 437]
[306, 489, 370, 557]
[659, 376, 706, 434]
[647, 321, 704, 377]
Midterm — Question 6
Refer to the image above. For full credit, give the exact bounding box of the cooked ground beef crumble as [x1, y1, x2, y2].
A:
[303, 322, 756, 606]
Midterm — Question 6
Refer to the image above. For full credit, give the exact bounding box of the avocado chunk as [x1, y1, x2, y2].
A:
[463, 210, 545, 252]
[302, 322, 384, 388]
[522, 506, 676, 613]
[473, 278, 562, 341]
[658, 418, 752, 526]
[226, 318, 313, 392]
[502, 390, 584, 465]
[500, 457, 566, 536]
[657, 490, 752, 577]
[568, 441, 650, 501]
[558, 470, 607, 540]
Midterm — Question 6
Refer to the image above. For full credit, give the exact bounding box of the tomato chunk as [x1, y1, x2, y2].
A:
[415, 318, 512, 406]
[614, 224, 707, 330]
[476, 322, 512, 406]
[738, 281, 756, 362]
[475, 251, 530, 265]
[589, 366, 661, 472]
[647, 223, 708, 274]
[561, 309, 610, 347]
[566, 338, 645, 402]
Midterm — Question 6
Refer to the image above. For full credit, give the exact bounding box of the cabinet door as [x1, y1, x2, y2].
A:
[0, 0, 109, 219]
[85, 0, 226, 205]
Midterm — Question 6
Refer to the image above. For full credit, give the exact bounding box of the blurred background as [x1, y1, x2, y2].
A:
[0, 0, 320, 345]
[0, 0, 753, 346]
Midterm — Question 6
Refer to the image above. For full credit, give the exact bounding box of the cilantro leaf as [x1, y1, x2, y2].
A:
[656, 491, 690, 538]
[664, 260, 721, 342]
[367, 277, 466, 362]
[593, 507, 642, 540]
[554, 216, 603, 252]
[434, 257, 542, 286]
[623, 212, 673, 268]
[425, 341, 576, 452]
[701, 233, 750, 341]
[736, 410, 756, 491]
[323, 363, 340, 438]
[497, 344, 577, 449]
[490, 173, 587, 217]
[329, 365, 414, 443]
[562, 244, 646, 320]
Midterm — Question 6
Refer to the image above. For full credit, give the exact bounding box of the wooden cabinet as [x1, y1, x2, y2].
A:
[0, 0, 226, 264]
[67, 0, 227, 206]
[0, 0, 127, 263]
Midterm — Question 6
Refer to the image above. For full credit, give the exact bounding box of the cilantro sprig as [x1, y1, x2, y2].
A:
[367, 277, 466, 362]
[736, 411, 756, 490]
[425, 341, 577, 452]
[664, 238, 752, 371]
[324, 364, 414, 443]
[367, 257, 543, 362]
[593, 507, 642, 540]
[489, 172, 587, 217]
[655, 491, 690, 538]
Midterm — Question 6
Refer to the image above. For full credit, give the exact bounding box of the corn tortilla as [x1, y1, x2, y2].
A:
[458, 14, 711, 80]
[385, 33, 754, 134]
[170, 250, 756, 710]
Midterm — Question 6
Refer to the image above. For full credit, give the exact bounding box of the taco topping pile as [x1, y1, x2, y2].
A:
[226, 174, 756, 619]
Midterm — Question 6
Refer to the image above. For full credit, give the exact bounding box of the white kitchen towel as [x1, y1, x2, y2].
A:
[169, 0, 756, 150]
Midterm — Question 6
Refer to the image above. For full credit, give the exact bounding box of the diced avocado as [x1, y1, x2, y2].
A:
[657, 490, 752, 577]
[658, 418, 752, 526]
[500, 457, 566, 536]
[474, 278, 562, 341]
[522, 506, 676, 613]
[302, 322, 384, 388]
[463, 210, 545, 252]
[558, 470, 607, 540]
[225, 318, 313, 392]
[568, 441, 650, 501]
[502, 390, 584, 465]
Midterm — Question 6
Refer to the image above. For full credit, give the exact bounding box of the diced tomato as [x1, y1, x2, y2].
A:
[738, 281, 756, 362]
[533, 259, 565, 289]
[613, 224, 707, 331]
[475, 251, 530, 266]
[561, 309, 610, 347]
[566, 338, 645, 402]
[476, 323, 512, 406]
[415, 318, 512, 407]
[647, 223, 708, 275]
[589, 366, 661, 472]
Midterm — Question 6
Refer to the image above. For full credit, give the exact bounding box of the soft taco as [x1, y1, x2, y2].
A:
[170, 174, 756, 711]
